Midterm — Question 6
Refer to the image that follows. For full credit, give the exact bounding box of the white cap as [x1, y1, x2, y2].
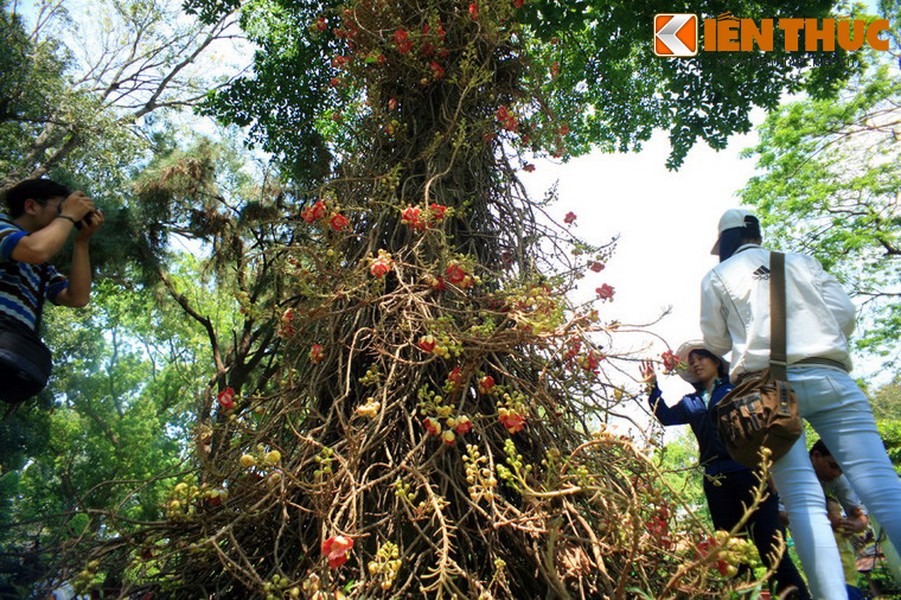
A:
[710, 208, 757, 255]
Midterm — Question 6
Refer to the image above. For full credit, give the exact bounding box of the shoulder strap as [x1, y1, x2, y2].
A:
[34, 264, 49, 334]
[770, 252, 787, 380]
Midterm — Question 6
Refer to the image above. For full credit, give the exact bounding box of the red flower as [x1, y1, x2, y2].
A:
[401, 206, 424, 230]
[499, 411, 526, 434]
[695, 538, 730, 576]
[468, 2, 479, 19]
[430, 61, 445, 79]
[578, 349, 603, 373]
[322, 535, 354, 569]
[563, 211, 577, 225]
[418, 335, 437, 353]
[301, 201, 327, 223]
[447, 366, 463, 387]
[513, 0, 524, 7]
[309, 343, 325, 364]
[445, 262, 466, 284]
[423, 417, 441, 436]
[369, 252, 394, 278]
[559, 125, 570, 136]
[428, 203, 447, 221]
[454, 416, 472, 435]
[314, 17, 327, 32]
[661, 350, 680, 373]
[589, 261, 605, 272]
[331, 55, 352, 68]
[550, 61, 559, 78]
[496, 106, 508, 121]
[329, 212, 349, 231]
[394, 29, 412, 54]
[523, 163, 536, 172]
[477, 375, 495, 395]
[595, 284, 615, 301]
[426, 274, 446, 291]
[388, 97, 398, 111]
[217, 387, 235, 411]
[329, 77, 341, 87]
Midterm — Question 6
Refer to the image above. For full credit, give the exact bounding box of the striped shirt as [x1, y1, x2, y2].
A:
[0, 215, 68, 330]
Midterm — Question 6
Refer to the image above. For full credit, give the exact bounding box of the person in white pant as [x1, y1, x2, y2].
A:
[699, 208, 901, 600]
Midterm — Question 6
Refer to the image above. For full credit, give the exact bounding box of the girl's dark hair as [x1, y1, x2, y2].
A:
[689, 348, 728, 391]
[3, 178, 72, 218]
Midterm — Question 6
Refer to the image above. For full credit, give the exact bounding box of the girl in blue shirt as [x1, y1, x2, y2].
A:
[642, 341, 809, 599]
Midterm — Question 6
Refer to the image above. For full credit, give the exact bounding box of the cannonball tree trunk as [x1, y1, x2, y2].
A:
[75, 1, 768, 598]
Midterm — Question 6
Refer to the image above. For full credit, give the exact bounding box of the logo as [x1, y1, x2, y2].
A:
[654, 14, 699, 57]
[654, 13, 890, 56]
[752, 265, 771, 280]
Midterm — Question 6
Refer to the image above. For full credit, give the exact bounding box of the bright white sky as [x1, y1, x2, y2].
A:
[523, 126, 762, 403]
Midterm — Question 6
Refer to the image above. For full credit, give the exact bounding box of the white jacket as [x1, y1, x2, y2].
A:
[700, 244, 856, 380]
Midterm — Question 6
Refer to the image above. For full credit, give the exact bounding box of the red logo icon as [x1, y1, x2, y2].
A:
[654, 14, 698, 57]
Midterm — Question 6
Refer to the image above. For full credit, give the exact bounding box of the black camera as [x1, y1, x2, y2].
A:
[76, 211, 96, 230]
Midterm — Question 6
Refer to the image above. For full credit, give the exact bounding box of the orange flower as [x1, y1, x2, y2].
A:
[499, 410, 526, 434]
[322, 535, 354, 569]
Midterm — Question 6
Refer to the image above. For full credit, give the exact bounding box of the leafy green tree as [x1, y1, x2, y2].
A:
[193, 0, 857, 178]
[870, 377, 901, 473]
[741, 62, 900, 360]
[0, 0, 242, 191]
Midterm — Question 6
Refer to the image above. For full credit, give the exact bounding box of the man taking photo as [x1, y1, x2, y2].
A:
[0, 178, 104, 404]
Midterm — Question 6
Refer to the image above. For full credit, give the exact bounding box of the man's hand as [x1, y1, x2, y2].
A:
[75, 208, 104, 242]
[836, 509, 869, 535]
[59, 191, 95, 222]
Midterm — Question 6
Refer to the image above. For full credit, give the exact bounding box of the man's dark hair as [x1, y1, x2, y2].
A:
[719, 215, 762, 261]
[810, 439, 831, 457]
[3, 178, 71, 218]
[738, 215, 762, 245]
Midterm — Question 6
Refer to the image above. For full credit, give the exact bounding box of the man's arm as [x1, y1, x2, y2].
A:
[55, 211, 104, 308]
[812, 258, 856, 338]
[10, 192, 95, 264]
[700, 271, 732, 357]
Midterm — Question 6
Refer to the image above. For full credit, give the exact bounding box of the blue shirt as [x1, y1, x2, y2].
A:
[0, 215, 68, 330]
[648, 379, 747, 475]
